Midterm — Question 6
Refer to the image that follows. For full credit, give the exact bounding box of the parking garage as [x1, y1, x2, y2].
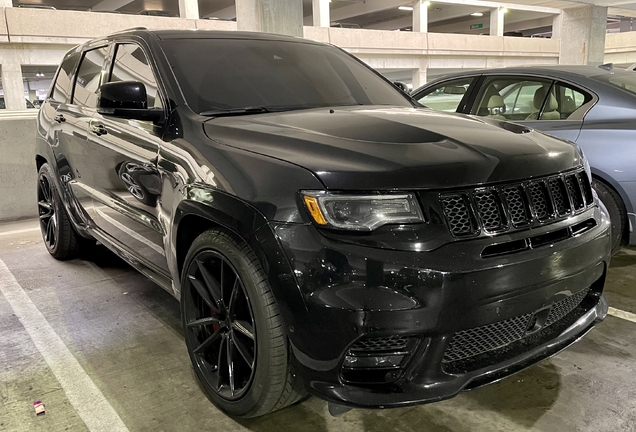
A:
[2, 1, 636, 431]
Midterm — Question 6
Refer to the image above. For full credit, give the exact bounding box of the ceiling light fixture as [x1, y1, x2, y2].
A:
[471, 12, 483, 17]
[398, 6, 414, 11]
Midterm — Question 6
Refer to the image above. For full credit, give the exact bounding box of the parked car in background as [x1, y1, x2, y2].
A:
[0, 97, 36, 109]
[36, 29, 610, 418]
[413, 65, 636, 252]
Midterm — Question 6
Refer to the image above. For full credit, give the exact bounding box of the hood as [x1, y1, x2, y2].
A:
[203, 106, 582, 190]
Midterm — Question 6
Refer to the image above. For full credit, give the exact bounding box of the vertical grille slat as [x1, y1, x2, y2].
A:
[440, 194, 476, 236]
[578, 172, 594, 205]
[474, 190, 505, 232]
[439, 169, 594, 238]
[565, 174, 585, 210]
[527, 182, 552, 221]
[549, 178, 570, 216]
[503, 186, 530, 227]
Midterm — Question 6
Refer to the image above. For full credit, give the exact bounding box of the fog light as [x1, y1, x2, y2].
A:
[343, 354, 404, 369]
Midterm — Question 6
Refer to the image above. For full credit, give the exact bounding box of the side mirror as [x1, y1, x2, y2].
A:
[97, 81, 164, 123]
[393, 81, 410, 94]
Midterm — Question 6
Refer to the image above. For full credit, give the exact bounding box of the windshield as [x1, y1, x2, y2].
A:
[160, 38, 412, 114]
[593, 73, 636, 96]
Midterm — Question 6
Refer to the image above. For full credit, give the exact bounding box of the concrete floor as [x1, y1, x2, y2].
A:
[0, 219, 635, 432]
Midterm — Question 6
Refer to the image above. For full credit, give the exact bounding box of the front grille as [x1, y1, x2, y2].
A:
[443, 313, 533, 363]
[342, 336, 417, 384]
[439, 168, 594, 238]
[503, 187, 530, 227]
[349, 335, 409, 353]
[443, 287, 590, 364]
[440, 194, 475, 236]
[545, 288, 589, 326]
[474, 191, 504, 232]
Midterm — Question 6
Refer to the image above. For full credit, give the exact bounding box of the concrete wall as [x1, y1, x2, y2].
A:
[0, 115, 38, 221]
[605, 31, 636, 65]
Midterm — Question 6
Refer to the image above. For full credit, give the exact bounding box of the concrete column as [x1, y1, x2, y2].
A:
[236, 0, 303, 37]
[620, 18, 631, 33]
[413, 0, 428, 33]
[0, 0, 12, 7]
[1, 49, 26, 111]
[490, 7, 505, 37]
[178, 0, 199, 19]
[412, 67, 427, 90]
[552, 13, 562, 40]
[558, 5, 607, 65]
[312, 0, 329, 28]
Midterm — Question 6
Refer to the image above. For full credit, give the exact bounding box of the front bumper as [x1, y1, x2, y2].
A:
[270, 204, 611, 408]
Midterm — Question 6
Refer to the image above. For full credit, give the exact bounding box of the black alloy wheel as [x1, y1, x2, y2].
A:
[38, 173, 57, 250]
[37, 163, 91, 260]
[183, 250, 257, 400]
[180, 229, 306, 417]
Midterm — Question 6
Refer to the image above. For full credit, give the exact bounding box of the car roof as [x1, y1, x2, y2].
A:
[103, 28, 318, 44]
[417, 65, 635, 92]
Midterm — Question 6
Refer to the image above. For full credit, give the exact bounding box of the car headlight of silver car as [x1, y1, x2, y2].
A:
[301, 191, 424, 231]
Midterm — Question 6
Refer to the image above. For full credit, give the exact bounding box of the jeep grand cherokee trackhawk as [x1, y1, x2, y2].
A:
[35, 29, 611, 418]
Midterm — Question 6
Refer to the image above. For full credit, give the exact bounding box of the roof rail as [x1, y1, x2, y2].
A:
[598, 63, 613, 71]
[110, 27, 148, 35]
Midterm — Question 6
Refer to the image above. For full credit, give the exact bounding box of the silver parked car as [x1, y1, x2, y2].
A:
[412, 65, 636, 252]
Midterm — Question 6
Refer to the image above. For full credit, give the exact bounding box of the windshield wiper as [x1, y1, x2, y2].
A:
[199, 106, 271, 117]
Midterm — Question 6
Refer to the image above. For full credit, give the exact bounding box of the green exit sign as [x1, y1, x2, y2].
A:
[470, 23, 484, 29]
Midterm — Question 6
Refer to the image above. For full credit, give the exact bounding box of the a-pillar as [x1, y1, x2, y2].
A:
[178, 0, 199, 19]
[556, 5, 607, 65]
[413, 0, 428, 33]
[411, 66, 427, 90]
[1, 48, 26, 111]
[490, 7, 505, 36]
[236, 0, 303, 37]
[312, 0, 329, 27]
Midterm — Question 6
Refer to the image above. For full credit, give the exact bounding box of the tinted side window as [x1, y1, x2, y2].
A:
[473, 76, 554, 121]
[72, 47, 108, 108]
[51, 52, 80, 103]
[553, 82, 591, 119]
[417, 78, 474, 112]
[109, 44, 161, 109]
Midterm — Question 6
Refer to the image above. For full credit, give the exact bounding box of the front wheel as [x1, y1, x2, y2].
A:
[180, 229, 306, 417]
[592, 179, 626, 254]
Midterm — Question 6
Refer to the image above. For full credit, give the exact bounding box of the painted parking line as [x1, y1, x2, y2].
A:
[0, 226, 40, 237]
[0, 258, 130, 432]
[608, 306, 636, 324]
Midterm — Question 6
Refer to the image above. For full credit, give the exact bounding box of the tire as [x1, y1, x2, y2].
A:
[180, 229, 306, 418]
[592, 178, 626, 254]
[37, 163, 88, 260]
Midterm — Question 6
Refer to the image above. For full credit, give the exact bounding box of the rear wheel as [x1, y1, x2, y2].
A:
[592, 179, 626, 254]
[37, 163, 89, 260]
[181, 229, 306, 417]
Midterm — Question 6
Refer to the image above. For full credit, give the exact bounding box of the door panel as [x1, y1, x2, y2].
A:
[88, 42, 168, 273]
[52, 46, 109, 225]
[88, 114, 167, 271]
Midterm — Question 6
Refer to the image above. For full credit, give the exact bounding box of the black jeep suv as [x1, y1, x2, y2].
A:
[36, 29, 611, 417]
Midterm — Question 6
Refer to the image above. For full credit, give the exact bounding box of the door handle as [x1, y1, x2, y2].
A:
[54, 114, 66, 124]
[90, 123, 108, 136]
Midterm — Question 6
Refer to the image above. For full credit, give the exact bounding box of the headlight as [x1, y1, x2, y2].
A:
[301, 191, 424, 231]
